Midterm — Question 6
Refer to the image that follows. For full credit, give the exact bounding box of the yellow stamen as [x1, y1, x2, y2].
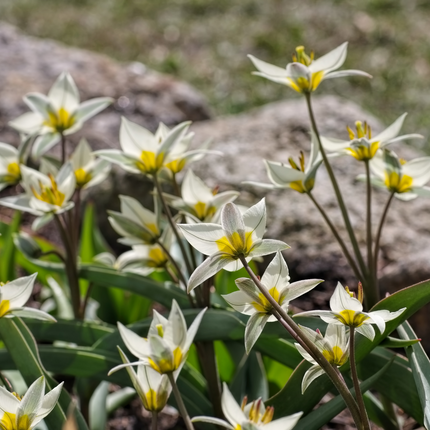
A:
[31, 175, 65, 206]
[137, 151, 165, 174]
[0, 300, 10, 318]
[322, 345, 348, 366]
[215, 231, 253, 257]
[44, 108, 75, 132]
[74, 168, 92, 188]
[164, 158, 187, 174]
[384, 172, 413, 193]
[336, 309, 369, 327]
[148, 347, 183, 374]
[5, 162, 21, 184]
[261, 406, 274, 424]
[241, 396, 248, 411]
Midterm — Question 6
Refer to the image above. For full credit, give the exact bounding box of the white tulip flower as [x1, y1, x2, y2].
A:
[249, 42, 371, 94]
[223, 252, 322, 353]
[9, 72, 112, 158]
[69, 139, 110, 189]
[110, 300, 206, 375]
[0, 274, 55, 321]
[295, 282, 405, 341]
[179, 199, 289, 292]
[295, 324, 349, 393]
[0, 376, 63, 430]
[192, 383, 302, 429]
[320, 113, 423, 161]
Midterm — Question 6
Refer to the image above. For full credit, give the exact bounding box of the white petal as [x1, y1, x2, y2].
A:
[94, 149, 141, 173]
[158, 121, 191, 157]
[309, 42, 348, 74]
[265, 160, 304, 187]
[245, 313, 270, 353]
[403, 157, 430, 187]
[9, 112, 44, 134]
[70, 139, 93, 170]
[191, 416, 234, 429]
[324, 69, 372, 80]
[234, 278, 262, 304]
[301, 365, 325, 394]
[183, 307, 207, 352]
[8, 307, 56, 322]
[48, 72, 80, 112]
[120, 195, 158, 229]
[32, 133, 61, 159]
[1, 273, 37, 307]
[249, 239, 290, 258]
[33, 382, 63, 426]
[295, 343, 317, 364]
[164, 300, 187, 350]
[18, 376, 45, 424]
[0, 195, 41, 216]
[221, 203, 246, 245]
[261, 252, 289, 292]
[0, 386, 20, 414]
[221, 383, 247, 426]
[243, 198, 266, 239]
[281, 279, 323, 303]
[320, 136, 350, 152]
[264, 412, 303, 430]
[117, 322, 150, 359]
[187, 253, 233, 292]
[181, 169, 214, 204]
[330, 282, 362, 313]
[372, 113, 407, 143]
[120, 117, 157, 156]
[355, 324, 375, 341]
[178, 223, 225, 256]
[74, 97, 113, 123]
[23, 93, 52, 119]
[248, 55, 288, 77]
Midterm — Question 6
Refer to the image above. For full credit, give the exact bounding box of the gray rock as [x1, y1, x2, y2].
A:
[190, 95, 430, 344]
[0, 22, 211, 150]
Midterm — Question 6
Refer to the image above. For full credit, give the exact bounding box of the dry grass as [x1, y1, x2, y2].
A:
[2, 0, 430, 147]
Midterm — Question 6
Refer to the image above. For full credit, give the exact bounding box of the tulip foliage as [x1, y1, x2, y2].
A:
[0, 43, 429, 430]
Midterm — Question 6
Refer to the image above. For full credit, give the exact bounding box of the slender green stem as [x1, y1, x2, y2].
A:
[151, 411, 158, 430]
[373, 192, 395, 275]
[54, 214, 81, 319]
[74, 188, 82, 254]
[167, 373, 195, 430]
[196, 342, 223, 419]
[172, 173, 182, 197]
[239, 256, 363, 428]
[304, 93, 368, 281]
[349, 327, 371, 430]
[153, 174, 194, 277]
[60, 132, 66, 165]
[166, 266, 180, 284]
[307, 191, 363, 281]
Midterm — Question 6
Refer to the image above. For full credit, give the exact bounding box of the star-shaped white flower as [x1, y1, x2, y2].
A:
[116, 347, 172, 412]
[249, 42, 371, 93]
[365, 149, 430, 201]
[179, 199, 290, 292]
[109, 300, 206, 375]
[69, 139, 110, 189]
[244, 134, 322, 193]
[96, 118, 190, 176]
[223, 252, 322, 352]
[165, 169, 239, 222]
[0, 274, 55, 321]
[192, 383, 302, 429]
[295, 282, 405, 340]
[320, 113, 423, 161]
[0, 376, 63, 430]
[295, 324, 349, 393]
[9, 72, 112, 159]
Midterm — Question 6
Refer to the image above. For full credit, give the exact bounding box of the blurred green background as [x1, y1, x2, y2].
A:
[2, 0, 430, 145]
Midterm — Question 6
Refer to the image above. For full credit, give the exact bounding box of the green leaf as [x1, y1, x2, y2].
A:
[106, 387, 136, 414]
[89, 382, 109, 430]
[293, 356, 394, 430]
[360, 346, 423, 423]
[0, 318, 88, 430]
[0, 211, 21, 282]
[363, 392, 400, 430]
[78, 264, 189, 309]
[379, 335, 421, 348]
[46, 277, 74, 320]
[25, 319, 114, 347]
[398, 321, 430, 428]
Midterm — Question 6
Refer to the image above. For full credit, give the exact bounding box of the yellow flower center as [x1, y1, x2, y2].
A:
[251, 287, 280, 313]
[44, 108, 75, 132]
[148, 347, 183, 374]
[322, 345, 348, 366]
[0, 300, 10, 318]
[292, 46, 313, 66]
[346, 141, 380, 161]
[148, 247, 167, 267]
[192, 202, 216, 220]
[384, 171, 413, 193]
[287, 71, 324, 93]
[0, 412, 31, 430]
[142, 388, 168, 412]
[336, 309, 369, 327]
[5, 163, 21, 184]
[215, 231, 253, 257]
[74, 168, 92, 188]
[247, 400, 274, 425]
[31, 175, 65, 207]
[164, 158, 187, 174]
[136, 151, 165, 174]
